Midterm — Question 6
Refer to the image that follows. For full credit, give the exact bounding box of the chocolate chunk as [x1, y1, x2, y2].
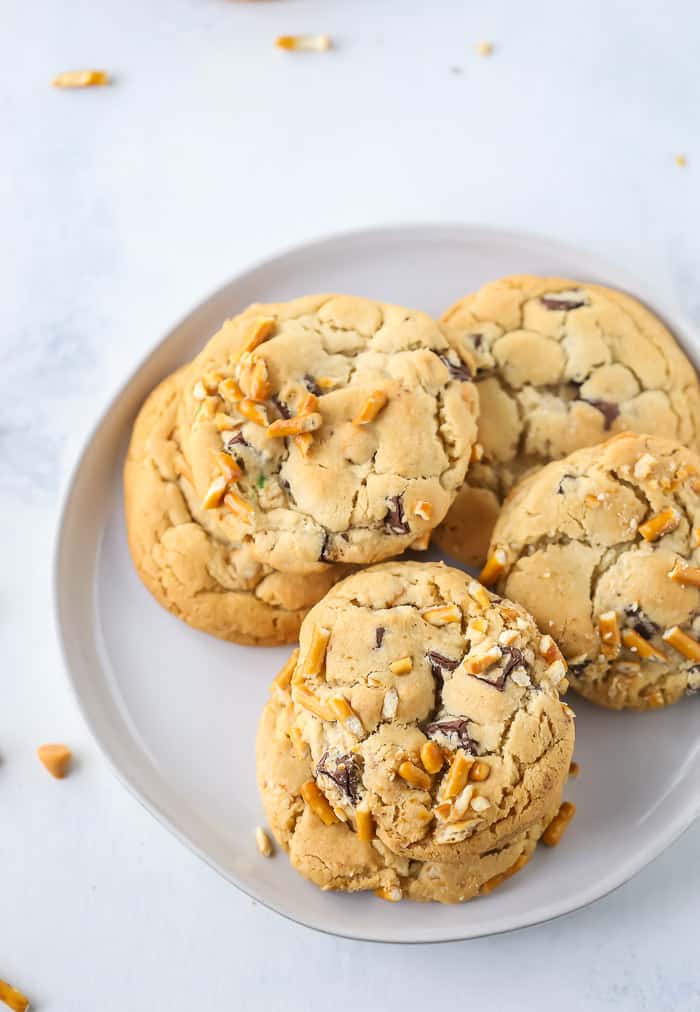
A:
[481, 646, 526, 691]
[271, 395, 292, 420]
[226, 431, 248, 449]
[582, 398, 620, 431]
[426, 651, 460, 697]
[540, 295, 586, 311]
[436, 351, 473, 382]
[427, 651, 460, 678]
[471, 333, 483, 349]
[556, 473, 577, 495]
[425, 718, 477, 754]
[384, 494, 410, 535]
[624, 604, 659, 640]
[316, 751, 361, 805]
[375, 626, 385, 648]
[317, 534, 331, 566]
[568, 657, 591, 674]
[303, 374, 322, 397]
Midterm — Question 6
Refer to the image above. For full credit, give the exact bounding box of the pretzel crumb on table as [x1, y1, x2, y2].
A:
[255, 826, 273, 858]
[52, 69, 109, 88]
[275, 34, 331, 52]
[0, 979, 30, 1012]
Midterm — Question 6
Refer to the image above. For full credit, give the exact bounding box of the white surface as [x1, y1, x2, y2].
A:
[55, 224, 700, 944]
[3, 0, 700, 1005]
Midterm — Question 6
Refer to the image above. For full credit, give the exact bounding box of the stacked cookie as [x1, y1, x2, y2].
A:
[125, 275, 700, 906]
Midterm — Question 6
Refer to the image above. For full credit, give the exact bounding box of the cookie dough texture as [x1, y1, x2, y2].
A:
[124, 370, 344, 646]
[256, 561, 574, 901]
[434, 276, 700, 567]
[180, 295, 479, 574]
[490, 433, 700, 710]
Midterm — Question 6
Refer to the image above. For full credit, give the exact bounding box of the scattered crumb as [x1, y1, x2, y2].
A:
[569, 761, 580, 778]
[37, 743, 72, 779]
[476, 40, 494, 57]
[675, 154, 687, 168]
[275, 34, 331, 52]
[255, 825, 273, 857]
[0, 979, 30, 1012]
[52, 69, 109, 88]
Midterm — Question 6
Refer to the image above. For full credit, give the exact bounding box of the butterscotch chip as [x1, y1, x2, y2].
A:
[489, 432, 700, 710]
[180, 295, 479, 574]
[434, 276, 700, 567]
[37, 743, 72, 779]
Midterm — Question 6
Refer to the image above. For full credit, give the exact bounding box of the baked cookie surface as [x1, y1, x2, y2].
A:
[489, 432, 700, 710]
[257, 690, 558, 903]
[124, 369, 345, 646]
[434, 275, 700, 566]
[179, 295, 479, 574]
[257, 561, 573, 881]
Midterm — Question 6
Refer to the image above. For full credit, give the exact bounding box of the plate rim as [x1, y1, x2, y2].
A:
[53, 221, 700, 943]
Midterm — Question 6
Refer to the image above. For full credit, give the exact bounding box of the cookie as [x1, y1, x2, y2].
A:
[124, 369, 345, 646]
[257, 689, 558, 903]
[256, 560, 573, 891]
[434, 275, 700, 567]
[179, 295, 479, 574]
[489, 432, 700, 710]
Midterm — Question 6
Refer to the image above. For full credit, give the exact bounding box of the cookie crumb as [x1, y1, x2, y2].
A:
[276, 34, 331, 52]
[0, 979, 30, 1012]
[568, 761, 580, 778]
[255, 825, 273, 858]
[53, 69, 109, 88]
[476, 40, 493, 57]
[37, 743, 72, 779]
[675, 154, 687, 168]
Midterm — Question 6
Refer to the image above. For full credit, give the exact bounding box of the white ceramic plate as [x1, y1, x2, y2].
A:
[54, 225, 700, 943]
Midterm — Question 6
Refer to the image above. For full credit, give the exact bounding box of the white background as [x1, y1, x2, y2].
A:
[3, 1, 700, 1008]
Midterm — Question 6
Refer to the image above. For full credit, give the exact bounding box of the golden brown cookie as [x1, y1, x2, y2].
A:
[434, 276, 700, 567]
[124, 370, 346, 646]
[179, 295, 479, 574]
[257, 688, 559, 903]
[489, 432, 700, 710]
[255, 561, 573, 899]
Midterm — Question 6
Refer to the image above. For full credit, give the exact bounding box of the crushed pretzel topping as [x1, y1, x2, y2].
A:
[255, 826, 273, 858]
[53, 69, 109, 88]
[276, 34, 332, 52]
[662, 625, 700, 662]
[638, 507, 680, 542]
[0, 979, 30, 1012]
[353, 389, 388, 426]
[478, 548, 507, 587]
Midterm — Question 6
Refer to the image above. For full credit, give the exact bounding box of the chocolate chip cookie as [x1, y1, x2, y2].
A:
[257, 689, 560, 903]
[179, 295, 480, 574]
[489, 432, 700, 710]
[434, 276, 700, 567]
[256, 561, 574, 900]
[124, 370, 345, 646]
